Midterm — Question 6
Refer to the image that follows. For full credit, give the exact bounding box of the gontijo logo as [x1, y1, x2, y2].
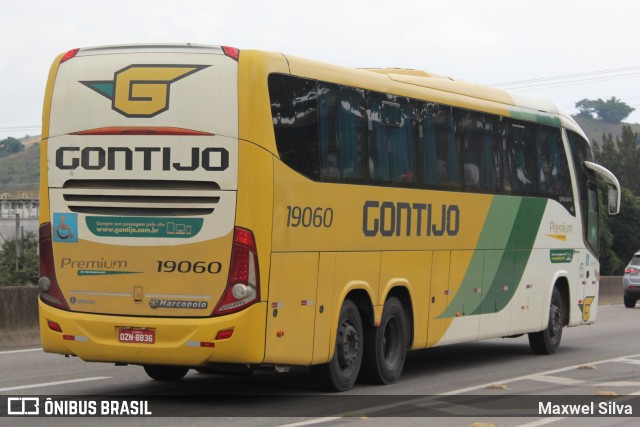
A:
[81, 64, 209, 118]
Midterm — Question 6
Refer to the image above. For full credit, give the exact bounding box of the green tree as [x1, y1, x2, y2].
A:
[0, 137, 24, 158]
[0, 233, 39, 286]
[593, 125, 640, 274]
[576, 99, 597, 119]
[606, 188, 640, 274]
[597, 182, 622, 275]
[594, 126, 640, 195]
[575, 97, 635, 124]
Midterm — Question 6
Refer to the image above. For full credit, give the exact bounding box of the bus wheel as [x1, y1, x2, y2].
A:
[143, 365, 189, 381]
[360, 297, 408, 384]
[528, 287, 564, 355]
[311, 299, 363, 391]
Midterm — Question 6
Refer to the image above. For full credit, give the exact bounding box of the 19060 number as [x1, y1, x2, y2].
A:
[286, 206, 334, 228]
[156, 260, 222, 274]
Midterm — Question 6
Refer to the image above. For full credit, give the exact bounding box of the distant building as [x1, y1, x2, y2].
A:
[0, 194, 39, 239]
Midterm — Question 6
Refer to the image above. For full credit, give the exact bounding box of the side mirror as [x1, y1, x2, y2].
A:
[608, 185, 619, 215]
[584, 161, 621, 215]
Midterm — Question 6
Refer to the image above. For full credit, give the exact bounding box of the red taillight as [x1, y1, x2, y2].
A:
[39, 223, 70, 311]
[625, 267, 638, 274]
[213, 227, 259, 316]
[222, 46, 240, 61]
[232, 227, 256, 249]
[60, 48, 79, 63]
[47, 320, 63, 333]
[215, 329, 234, 340]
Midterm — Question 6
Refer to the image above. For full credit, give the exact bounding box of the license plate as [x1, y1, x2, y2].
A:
[118, 328, 155, 344]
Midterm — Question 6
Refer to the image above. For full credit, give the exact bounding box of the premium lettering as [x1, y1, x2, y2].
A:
[60, 257, 127, 269]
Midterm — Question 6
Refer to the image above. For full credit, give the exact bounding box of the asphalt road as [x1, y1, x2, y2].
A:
[1, 304, 640, 426]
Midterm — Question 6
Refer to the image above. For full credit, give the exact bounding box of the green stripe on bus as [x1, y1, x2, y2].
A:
[438, 196, 520, 319]
[438, 197, 547, 319]
[509, 110, 562, 127]
[476, 197, 547, 315]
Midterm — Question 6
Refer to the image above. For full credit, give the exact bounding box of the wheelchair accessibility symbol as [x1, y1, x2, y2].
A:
[53, 213, 78, 243]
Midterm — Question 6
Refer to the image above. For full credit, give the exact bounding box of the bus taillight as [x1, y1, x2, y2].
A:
[222, 46, 239, 61]
[213, 227, 260, 316]
[38, 223, 70, 311]
[60, 48, 79, 63]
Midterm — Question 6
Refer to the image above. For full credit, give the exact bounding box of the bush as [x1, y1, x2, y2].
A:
[0, 232, 38, 286]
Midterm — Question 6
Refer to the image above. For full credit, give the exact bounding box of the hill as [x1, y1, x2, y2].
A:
[573, 115, 640, 146]
[0, 143, 39, 194]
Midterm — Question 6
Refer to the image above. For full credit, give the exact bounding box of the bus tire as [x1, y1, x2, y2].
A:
[360, 297, 408, 385]
[311, 299, 363, 391]
[143, 365, 189, 381]
[528, 287, 564, 355]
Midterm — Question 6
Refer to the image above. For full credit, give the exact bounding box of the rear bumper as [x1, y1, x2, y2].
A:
[39, 300, 266, 366]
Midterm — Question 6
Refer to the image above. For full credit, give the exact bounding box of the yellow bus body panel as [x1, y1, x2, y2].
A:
[264, 252, 319, 364]
[39, 299, 267, 366]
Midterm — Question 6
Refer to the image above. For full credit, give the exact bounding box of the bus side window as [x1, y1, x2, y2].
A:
[456, 110, 500, 193]
[268, 74, 320, 180]
[567, 130, 598, 253]
[509, 121, 537, 196]
[437, 106, 461, 189]
[318, 83, 367, 182]
[587, 182, 599, 254]
[417, 103, 460, 189]
[457, 110, 480, 190]
[417, 102, 438, 187]
[537, 126, 555, 197]
[367, 93, 415, 185]
[537, 126, 573, 212]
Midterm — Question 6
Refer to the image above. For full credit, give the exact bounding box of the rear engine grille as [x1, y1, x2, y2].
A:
[62, 180, 221, 216]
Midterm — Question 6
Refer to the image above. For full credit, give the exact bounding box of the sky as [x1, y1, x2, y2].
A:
[1, 0, 640, 141]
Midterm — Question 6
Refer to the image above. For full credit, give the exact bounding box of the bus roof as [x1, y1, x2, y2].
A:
[60, 44, 589, 143]
[277, 52, 589, 142]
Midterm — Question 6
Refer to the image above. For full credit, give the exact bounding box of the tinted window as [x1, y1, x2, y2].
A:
[537, 126, 573, 211]
[318, 83, 367, 181]
[567, 130, 598, 253]
[268, 73, 577, 213]
[268, 74, 319, 179]
[508, 121, 537, 195]
[367, 93, 415, 184]
[456, 110, 500, 193]
[416, 103, 460, 189]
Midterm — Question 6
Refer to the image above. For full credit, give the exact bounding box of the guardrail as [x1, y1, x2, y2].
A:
[0, 277, 626, 350]
[0, 285, 40, 348]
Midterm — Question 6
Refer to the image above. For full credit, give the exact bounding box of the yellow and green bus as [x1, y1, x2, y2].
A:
[38, 44, 620, 391]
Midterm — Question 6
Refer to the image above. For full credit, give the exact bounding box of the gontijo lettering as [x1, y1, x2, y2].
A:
[363, 200, 460, 237]
[55, 146, 229, 172]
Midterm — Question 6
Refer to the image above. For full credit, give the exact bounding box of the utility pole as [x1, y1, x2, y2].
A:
[15, 213, 20, 271]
